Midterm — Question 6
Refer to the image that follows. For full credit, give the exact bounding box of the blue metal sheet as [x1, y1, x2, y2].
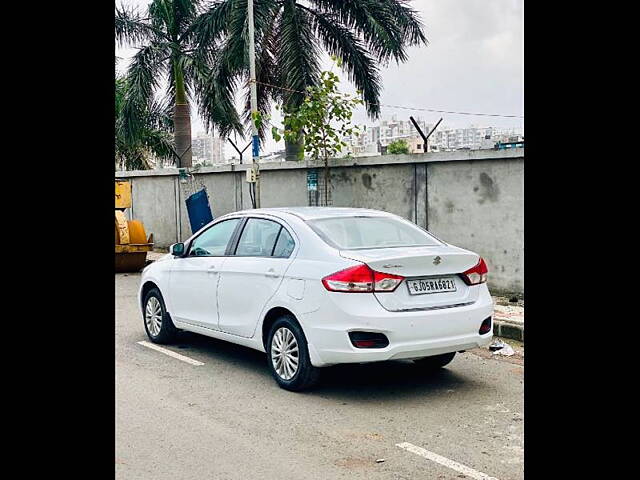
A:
[185, 189, 214, 234]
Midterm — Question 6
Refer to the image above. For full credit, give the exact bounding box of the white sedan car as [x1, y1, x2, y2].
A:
[139, 207, 493, 391]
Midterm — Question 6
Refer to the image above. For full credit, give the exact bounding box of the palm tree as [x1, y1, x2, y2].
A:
[115, 73, 175, 170]
[115, 0, 243, 168]
[195, 0, 427, 158]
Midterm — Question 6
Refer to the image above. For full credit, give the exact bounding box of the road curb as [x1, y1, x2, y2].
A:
[492, 300, 524, 342]
[493, 319, 524, 342]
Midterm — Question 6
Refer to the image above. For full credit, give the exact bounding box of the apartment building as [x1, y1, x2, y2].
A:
[192, 133, 226, 166]
[340, 116, 524, 157]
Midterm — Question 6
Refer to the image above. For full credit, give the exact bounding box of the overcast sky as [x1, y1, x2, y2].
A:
[116, 0, 523, 157]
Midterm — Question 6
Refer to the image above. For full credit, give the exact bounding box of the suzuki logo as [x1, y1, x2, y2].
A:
[433, 256, 442, 265]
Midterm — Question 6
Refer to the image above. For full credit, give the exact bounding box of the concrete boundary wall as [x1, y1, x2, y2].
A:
[117, 148, 524, 294]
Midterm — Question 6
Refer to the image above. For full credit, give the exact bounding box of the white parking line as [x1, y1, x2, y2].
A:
[137, 341, 205, 366]
[396, 442, 499, 480]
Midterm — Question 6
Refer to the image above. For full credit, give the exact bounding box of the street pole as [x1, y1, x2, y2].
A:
[247, 0, 261, 207]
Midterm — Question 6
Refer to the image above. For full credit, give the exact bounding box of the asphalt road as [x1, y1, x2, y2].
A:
[116, 273, 524, 480]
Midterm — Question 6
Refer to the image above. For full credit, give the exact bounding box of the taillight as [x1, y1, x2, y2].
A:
[373, 270, 404, 292]
[322, 264, 404, 293]
[460, 257, 488, 285]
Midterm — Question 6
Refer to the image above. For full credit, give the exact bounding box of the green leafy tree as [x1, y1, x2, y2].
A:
[115, 73, 175, 170]
[272, 71, 363, 205]
[387, 138, 410, 155]
[196, 0, 427, 158]
[115, 0, 243, 168]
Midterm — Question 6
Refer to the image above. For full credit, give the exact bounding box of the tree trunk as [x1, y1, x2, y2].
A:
[283, 102, 304, 161]
[173, 61, 191, 168]
[323, 159, 330, 206]
[284, 136, 304, 161]
[322, 137, 330, 206]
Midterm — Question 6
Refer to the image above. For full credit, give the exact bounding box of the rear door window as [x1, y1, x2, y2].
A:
[235, 218, 282, 257]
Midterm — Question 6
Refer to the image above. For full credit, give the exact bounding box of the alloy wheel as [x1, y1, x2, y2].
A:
[271, 327, 299, 380]
[145, 297, 163, 336]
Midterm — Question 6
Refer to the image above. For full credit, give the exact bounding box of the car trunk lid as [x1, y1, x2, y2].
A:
[340, 245, 481, 311]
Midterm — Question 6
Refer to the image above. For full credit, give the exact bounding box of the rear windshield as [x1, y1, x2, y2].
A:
[307, 216, 442, 250]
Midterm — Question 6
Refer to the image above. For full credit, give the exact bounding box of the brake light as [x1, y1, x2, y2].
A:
[322, 264, 404, 293]
[460, 257, 488, 285]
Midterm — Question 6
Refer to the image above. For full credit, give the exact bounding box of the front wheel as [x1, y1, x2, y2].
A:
[266, 315, 320, 391]
[413, 352, 456, 369]
[143, 288, 178, 344]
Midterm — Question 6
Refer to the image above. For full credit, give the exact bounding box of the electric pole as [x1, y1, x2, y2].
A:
[247, 0, 261, 207]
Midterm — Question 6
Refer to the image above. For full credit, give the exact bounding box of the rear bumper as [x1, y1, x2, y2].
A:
[300, 284, 494, 367]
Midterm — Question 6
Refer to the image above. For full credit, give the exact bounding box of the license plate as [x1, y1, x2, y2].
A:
[406, 277, 457, 295]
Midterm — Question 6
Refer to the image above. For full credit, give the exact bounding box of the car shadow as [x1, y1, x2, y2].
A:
[174, 330, 268, 366]
[312, 361, 478, 400]
[173, 331, 482, 401]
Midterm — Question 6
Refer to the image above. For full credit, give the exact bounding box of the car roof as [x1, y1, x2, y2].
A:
[231, 207, 393, 221]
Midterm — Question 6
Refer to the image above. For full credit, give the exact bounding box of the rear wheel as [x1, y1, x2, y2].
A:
[267, 315, 320, 391]
[143, 288, 177, 344]
[413, 352, 456, 369]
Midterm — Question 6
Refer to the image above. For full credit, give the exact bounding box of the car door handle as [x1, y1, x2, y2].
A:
[207, 265, 216, 274]
[265, 268, 279, 278]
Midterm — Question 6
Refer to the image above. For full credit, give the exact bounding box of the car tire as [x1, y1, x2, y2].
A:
[413, 352, 456, 369]
[143, 287, 178, 344]
[266, 315, 320, 391]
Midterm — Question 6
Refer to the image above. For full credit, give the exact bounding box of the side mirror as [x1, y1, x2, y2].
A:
[170, 242, 185, 256]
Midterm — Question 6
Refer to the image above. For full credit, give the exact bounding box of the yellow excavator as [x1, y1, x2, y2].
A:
[115, 180, 154, 272]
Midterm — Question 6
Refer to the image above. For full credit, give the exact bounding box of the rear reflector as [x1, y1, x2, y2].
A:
[479, 317, 492, 335]
[460, 257, 489, 285]
[354, 340, 377, 348]
[322, 264, 404, 293]
[348, 331, 389, 348]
